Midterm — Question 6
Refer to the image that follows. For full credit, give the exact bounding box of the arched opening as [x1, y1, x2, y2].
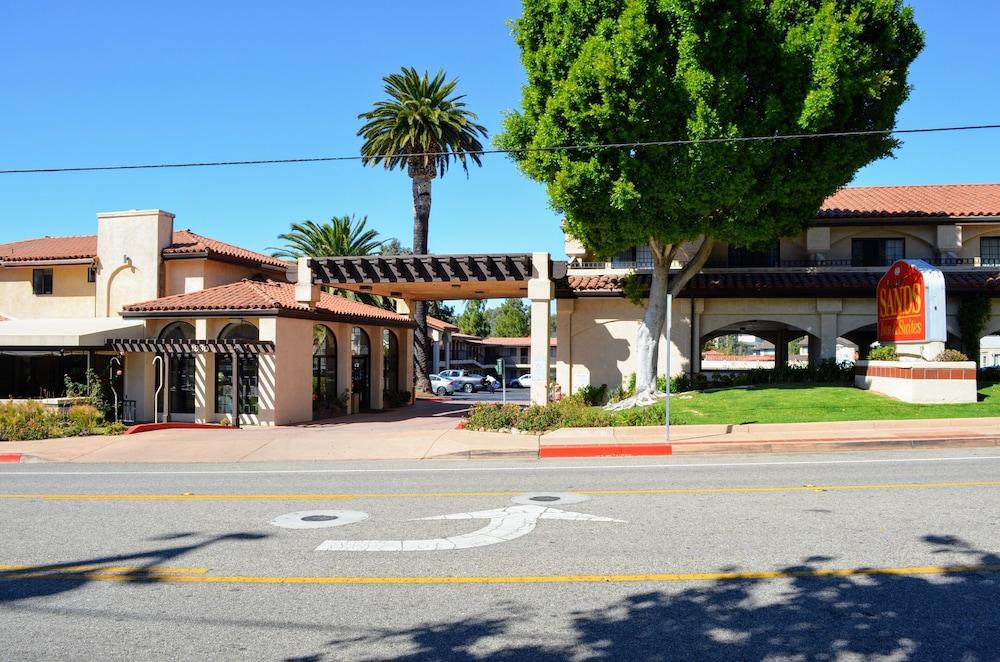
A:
[158, 321, 196, 415]
[312, 325, 339, 419]
[351, 327, 371, 411]
[215, 322, 259, 417]
[701, 321, 812, 372]
[383, 328, 400, 399]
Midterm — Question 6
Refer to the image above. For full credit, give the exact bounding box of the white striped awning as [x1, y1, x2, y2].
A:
[106, 339, 275, 355]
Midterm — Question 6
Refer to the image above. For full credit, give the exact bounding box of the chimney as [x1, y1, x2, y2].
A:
[295, 256, 320, 308]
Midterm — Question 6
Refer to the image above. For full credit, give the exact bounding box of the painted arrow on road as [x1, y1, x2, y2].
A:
[315, 504, 624, 552]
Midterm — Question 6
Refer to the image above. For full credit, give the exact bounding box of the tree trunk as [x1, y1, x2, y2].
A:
[608, 237, 715, 410]
[410, 173, 433, 393]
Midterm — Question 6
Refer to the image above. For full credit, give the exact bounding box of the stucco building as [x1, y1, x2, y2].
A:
[0, 209, 415, 425]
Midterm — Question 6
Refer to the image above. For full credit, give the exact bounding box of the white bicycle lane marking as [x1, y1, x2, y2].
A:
[314, 504, 625, 552]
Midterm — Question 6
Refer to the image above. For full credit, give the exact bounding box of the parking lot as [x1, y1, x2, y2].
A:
[444, 386, 530, 404]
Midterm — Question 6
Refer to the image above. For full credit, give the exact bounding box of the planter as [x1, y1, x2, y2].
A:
[855, 360, 977, 404]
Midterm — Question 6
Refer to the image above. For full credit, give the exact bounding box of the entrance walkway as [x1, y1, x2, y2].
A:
[2, 401, 538, 463]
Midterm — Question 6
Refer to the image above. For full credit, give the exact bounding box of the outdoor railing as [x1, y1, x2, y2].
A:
[570, 256, 998, 270]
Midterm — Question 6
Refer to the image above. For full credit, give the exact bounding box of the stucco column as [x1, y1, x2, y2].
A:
[528, 252, 554, 406]
[257, 317, 278, 426]
[124, 352, 154, 423]
[396, 299, 418, 396]
[817, 299, 843, 361]
[444, 332, 452, 370]
[691, 299, 704, 374]
[333, 324, 353, 414]
[555, 298, 574, 395]
[774, 329, 789, 367]
[369, 325, 385, 410]
[431, 339, 440, 373]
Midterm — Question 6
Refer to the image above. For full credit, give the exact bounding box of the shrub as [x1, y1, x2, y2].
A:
[383, 390, 412, 408]
[0, 400, 61, 441]
[515, 404, 564, 432]
[576, 384, 608, 406]
[67, 404, 102, 432]
[608, 373, 638, 403]
[466, 403, 523, 430]
[867, 345, 897, 361]
[934, 349, 970, 362]
[103, 421, 127, 435]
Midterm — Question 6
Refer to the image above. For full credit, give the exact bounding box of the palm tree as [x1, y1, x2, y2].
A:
[269, 214, 384, 306]
[358, 67, 488, 392]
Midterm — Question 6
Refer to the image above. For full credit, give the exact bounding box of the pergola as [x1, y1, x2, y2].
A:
[300, 252, 562, 404]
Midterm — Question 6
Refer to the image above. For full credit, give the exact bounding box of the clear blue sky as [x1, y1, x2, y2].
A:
[1, 0, 998, 258]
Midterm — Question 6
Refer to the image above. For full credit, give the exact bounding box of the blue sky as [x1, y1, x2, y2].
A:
[0, 0, 998, 259]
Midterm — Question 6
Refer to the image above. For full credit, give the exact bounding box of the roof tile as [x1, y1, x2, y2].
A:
[820, 183, 1000, 219]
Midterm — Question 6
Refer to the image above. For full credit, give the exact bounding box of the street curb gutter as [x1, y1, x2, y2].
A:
[539, 443, 673, 458]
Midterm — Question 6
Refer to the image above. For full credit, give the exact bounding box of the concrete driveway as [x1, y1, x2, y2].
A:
[1, 400, 538, 464]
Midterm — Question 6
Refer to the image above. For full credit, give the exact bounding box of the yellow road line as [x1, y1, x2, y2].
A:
[2, 480, 1000, 501]
[2, 564, 999, 585]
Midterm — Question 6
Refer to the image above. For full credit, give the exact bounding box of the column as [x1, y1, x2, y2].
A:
[444, 331, 452, 370]
[194, 319, 209, 424]
[528, 252, 554, 406]
[774, 329, 789, 367]
[369, 325, 385, 410]
[817, 299, 843, 361]
[395, 299, 417, 402]
[334, 324, 353, 414]
[555, 298, 574, 395]
[691, 299, 704, 374]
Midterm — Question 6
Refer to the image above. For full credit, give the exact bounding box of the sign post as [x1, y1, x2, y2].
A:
[876, 259, 946, 360]
[665, 293, 672, 443]
[496, 358, 506, 404]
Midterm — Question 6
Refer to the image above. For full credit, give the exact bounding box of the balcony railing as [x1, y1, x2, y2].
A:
[570, 257, 999, 270]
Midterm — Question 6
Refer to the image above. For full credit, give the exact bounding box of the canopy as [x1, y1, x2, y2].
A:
[0, 317, 145, 348]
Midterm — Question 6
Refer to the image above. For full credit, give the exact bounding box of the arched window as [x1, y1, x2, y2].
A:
[215, 322, 259, 416]
[351, 327, 371, 410]
[158, 322, 195, 414]
[383, 328, 399, 395]
[313, 325, 339, 419]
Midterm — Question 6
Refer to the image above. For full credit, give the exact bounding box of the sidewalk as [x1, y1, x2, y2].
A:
[2, 406, 1000, 463]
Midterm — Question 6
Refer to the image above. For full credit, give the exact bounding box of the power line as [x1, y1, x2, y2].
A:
[1, 123, 998, 175]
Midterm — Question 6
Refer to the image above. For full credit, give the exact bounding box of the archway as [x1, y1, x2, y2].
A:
[383, 328, 400, 399]
[158, 322, 196, 415]
[351, 327, 371, 411]
[216, 322, 259, 419]
[312, 326, 339, 419]
[701, 320, 812, 372]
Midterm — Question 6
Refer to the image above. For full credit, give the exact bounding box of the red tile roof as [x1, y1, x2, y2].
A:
[0, 230, 288, 268]
[427, 316, 458, 332]
[164, 229, 290, 269]
[0, 235, 97, 262]
[478, 336, 556, 347]
[123, 279, 414, 326]
[820, 183, 1000, 219]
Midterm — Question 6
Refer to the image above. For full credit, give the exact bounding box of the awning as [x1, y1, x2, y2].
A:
[0, 317, 145, 348]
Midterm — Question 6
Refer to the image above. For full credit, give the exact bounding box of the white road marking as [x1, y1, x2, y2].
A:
[315, 504, 624, 552]
[270, 510, 369, 529]
[5, 454, 1000, 476]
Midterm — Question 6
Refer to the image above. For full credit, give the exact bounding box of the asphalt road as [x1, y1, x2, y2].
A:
[444, 387, 530, 404]
[3, 449, 1000, 661]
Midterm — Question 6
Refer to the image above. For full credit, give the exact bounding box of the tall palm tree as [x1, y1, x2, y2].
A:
[358, 67, 488, 392]
[269, 214, 385, 306]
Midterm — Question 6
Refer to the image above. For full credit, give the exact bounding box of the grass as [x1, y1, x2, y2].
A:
[665, 383, 1000, 426]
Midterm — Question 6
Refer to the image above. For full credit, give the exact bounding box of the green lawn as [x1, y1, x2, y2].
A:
[666, 383, 1000, 425]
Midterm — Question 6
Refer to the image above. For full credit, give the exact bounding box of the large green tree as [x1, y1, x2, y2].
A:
[358, 67, 488, 393]
[498, 0, 922, 403]
[492, 298, 530, 337]
[269, 215, 384, 306]
[457, 300, 491, 338]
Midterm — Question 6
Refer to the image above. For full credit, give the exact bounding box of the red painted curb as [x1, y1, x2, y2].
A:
[123, 423, 238, 435]
[0, 453, 24, 463]
[539, 444, 672, 458]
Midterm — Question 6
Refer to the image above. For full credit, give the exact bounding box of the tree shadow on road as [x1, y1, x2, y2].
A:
[0, 532, 267, 602]
[298, 534, 1000, 661]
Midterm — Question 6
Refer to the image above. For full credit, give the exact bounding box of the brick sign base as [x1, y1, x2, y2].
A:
[855, 360, 977, 404]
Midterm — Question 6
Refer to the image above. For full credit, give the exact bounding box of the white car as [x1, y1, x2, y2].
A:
[429, 374, 456, 396]
[508, 374, 532, 388]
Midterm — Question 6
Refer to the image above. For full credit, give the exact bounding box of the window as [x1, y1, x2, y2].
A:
[215, 323, 259, 416]
[87, 267, 96, 283]
[313, 326, 338, 419]
[32, 269, 53, 295]
[158, 322, 196, 415]
[982, 237, 1000, 266]
[728, 243, 780, 268]
[611, 245, 653, 268]
[851, 238, 905, 267]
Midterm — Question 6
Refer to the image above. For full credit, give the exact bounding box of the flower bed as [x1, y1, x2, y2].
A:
[0, 400, 126, 441]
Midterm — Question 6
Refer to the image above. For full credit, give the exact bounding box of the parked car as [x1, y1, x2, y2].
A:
[429, 374, 456, 396]
[438, 369, 487, 393]
[508, 374, 532, 388]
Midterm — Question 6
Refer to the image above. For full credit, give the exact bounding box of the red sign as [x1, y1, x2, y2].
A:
[877, 261, 926, 342]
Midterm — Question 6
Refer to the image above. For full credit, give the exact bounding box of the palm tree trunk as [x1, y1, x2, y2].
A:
[411, 173, 433, 393]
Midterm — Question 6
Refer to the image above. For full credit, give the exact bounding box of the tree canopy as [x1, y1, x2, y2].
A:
[269, 215, 382, 259]
[491, 298, 530, 337]
[456, 300, 491, 337]
[497, 0, 924, 257]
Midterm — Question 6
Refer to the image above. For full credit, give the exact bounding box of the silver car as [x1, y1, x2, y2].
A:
[429, 373, 456, 396]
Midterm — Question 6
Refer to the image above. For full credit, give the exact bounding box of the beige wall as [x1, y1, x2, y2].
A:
[96, 210, 174, 316]
[0, 265, 96, 318]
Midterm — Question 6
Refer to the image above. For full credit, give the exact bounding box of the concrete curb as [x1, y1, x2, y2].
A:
[0, 452, 24, 463]
[123, 422, 238, 435]
[539, 443, 672, 459]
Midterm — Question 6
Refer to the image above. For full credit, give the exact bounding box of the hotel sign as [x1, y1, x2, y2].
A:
[876, 259, 946, 343]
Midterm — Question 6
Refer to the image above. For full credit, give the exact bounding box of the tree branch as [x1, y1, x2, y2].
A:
[668, 237, 715, 297]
